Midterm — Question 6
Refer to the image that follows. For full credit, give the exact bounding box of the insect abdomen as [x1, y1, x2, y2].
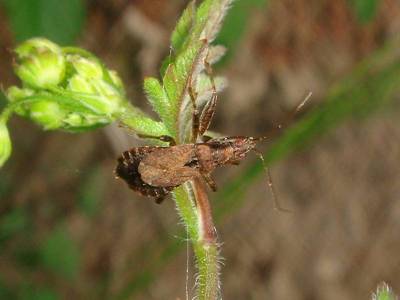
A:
[115, 148, 175, 202]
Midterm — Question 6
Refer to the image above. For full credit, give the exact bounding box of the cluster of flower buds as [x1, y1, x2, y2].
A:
[6, 38, 127, 131]
[0, 37, 131, 166]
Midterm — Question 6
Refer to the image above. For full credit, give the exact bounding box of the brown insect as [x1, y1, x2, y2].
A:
[115, 54, 310, 207]
[115, 135, 263, 204]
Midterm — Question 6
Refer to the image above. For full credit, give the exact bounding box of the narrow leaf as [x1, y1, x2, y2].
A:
[144, 77, 175, 135]
[120, 114, 169, 138]
[171, 1, 196, 53]
[207, 45, 227, 65]
[162, 65, 180, 109]
[199, 0, 233, 42]
[373, 282, 397, 300]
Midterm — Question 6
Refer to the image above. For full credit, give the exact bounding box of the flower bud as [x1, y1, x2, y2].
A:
[63, 113, 109, 130]
[6, 86, 34, 116]
[29, 101, 66, 130]
[8, 38, 129, 132]
[109, 70, 125, 95]
[67, 74, 122, 116]
[68, 55, 103, 79]
[14, 38, 66, 88]
[63, 113, 84, 128]
[0, 119, 12, 167]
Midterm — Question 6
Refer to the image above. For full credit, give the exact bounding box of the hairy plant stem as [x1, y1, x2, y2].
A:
[173, 179, 220, 300]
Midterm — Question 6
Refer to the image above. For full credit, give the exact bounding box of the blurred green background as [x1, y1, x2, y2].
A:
[0, 0, 399, 299]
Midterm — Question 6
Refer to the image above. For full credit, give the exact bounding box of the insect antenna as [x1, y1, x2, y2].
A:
[253, 148, 292, 213]
[281, 91, 313, 128]
[258, 91, 313, 141]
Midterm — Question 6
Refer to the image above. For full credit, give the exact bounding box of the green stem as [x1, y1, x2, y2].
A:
[173, 180, 220, 300]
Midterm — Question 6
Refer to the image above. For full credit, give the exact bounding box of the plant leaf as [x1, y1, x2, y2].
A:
[160, 0, 233, 142]
[171, 1, 196, 53]
[143, 77, 175, 135]
[119, 104, 170, 137]
[372, 282, 397, 300]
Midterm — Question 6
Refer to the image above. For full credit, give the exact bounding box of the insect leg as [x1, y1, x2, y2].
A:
[188, 70, 200, 143]
[198, 50, 218, 137]
[136, 134, 176, 146]
[201, 172, 218, 192]
[253, 149, 291, 213]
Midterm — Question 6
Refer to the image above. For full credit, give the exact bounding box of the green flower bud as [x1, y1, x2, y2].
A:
[67, 74, 124, 116]
[16, 38, 61, 56]
[68, 55, 103, 79]
[6, 86, 34, 100]
[68, 74, 95, 94]
[29, 101, 66, 130]
[109, 70, 125, 94]
[6, 86, 34, 116]
[8, 39, 129, 132]
[0, 118, 12, 168]
[63, 113, 83, 127]
[14, 38, 66, 89]
[63, 113, 109, 130]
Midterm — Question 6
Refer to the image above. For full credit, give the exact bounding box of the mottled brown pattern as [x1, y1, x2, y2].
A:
[115, 147, 175, 203]
[115, 136, 259, 202]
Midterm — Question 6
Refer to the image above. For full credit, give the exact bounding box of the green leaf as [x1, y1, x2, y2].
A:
[159, 0, 232, 142]
[174, 45, 199, 88]
[163, 43, 199, 112]
[196, 74, 227, 104]
[40, 226, 80, 280]
[171, 1, 195, 53]
[143, 77, 175, 135]
[119, 104, 170, 138]
[162, 64, 180, 109]
[122, 117, 169, 138]
[1, 0, 86, 44]
[196, 0, 233, 43]
[373, 283, 397, 300]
